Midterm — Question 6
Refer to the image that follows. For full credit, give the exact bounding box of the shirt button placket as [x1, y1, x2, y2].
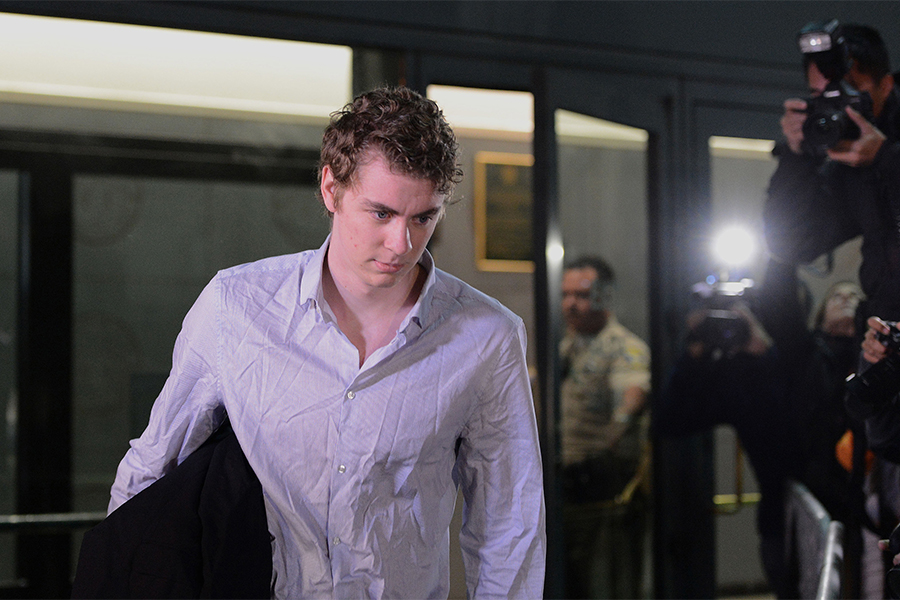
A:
[332, 388, 355, 560]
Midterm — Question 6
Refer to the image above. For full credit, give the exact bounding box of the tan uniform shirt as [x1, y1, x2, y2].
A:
[560, 317, 651, 466]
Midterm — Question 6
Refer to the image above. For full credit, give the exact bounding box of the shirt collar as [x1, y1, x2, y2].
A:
[403, 249, 437, 335]
[297, 235, 437, 337]
[298, 235, 330, 309]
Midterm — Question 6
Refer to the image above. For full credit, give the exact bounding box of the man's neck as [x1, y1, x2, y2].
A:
[322, 258, 426, 366]
[570, 312, 610, 338]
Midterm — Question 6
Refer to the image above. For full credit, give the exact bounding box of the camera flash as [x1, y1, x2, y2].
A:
[799, 33, 833, 54]
[712, 226, 756, 267]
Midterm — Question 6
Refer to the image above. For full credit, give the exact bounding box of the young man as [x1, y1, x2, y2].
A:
[108, 87, 546, 598]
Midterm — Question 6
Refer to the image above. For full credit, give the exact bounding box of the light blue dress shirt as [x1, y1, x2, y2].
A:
[108, 238, 546, 599]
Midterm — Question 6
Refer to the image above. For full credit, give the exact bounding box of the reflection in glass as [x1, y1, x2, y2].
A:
[557, 110, 650, 598]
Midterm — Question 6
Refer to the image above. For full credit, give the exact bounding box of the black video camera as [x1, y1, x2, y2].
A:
[845, 321, 900, 407]
[797, 19, 875, 155]
[690, 278, 755, 356]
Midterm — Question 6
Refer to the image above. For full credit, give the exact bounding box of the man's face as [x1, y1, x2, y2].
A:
[821, 282, 863, 336]
[321, 152, 444, 293]
[807, 61, 893, 118]
[562, 267, 608, 335]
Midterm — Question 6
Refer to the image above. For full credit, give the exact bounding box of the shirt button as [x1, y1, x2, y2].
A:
[332, 537, 341, 546]
[338, 464, 346, 474]
[346, 390, 355, 400]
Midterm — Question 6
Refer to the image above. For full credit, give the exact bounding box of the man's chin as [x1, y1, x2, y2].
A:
[366, 268, 412, 289]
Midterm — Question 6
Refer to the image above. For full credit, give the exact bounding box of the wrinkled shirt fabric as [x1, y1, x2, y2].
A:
[108, 238, 546, 599]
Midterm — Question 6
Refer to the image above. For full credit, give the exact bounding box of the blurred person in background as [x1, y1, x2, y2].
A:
[560, 255, 651, 599]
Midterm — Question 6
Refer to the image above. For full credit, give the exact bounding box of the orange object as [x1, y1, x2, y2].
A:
[836, 429, 875, 473]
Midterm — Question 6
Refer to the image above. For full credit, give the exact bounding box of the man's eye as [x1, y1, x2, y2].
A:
[416, 215, 433, 225]
[374, 211, 390, 220]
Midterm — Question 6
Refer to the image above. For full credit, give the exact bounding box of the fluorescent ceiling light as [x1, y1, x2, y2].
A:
[710, 136, 775, 158]
[0, 12, 352, 119]
[428, 85, 534, 134]
[556, 109, 647, 143]
[429, 85, 648, 144]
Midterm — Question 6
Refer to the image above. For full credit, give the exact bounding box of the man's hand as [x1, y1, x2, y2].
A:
[684, 303, 771, 358]
[878, 538, 900, 566]
[731, 303, 773, 356]
[827, 106, 887, 166]
[862, 316, 892, 364]
[781, 98, 808, 155]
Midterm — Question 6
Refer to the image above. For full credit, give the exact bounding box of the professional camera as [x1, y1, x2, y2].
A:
[690, 277, 755, 356]
[797, 19, 875, 154]
[803, 81, 874, 153]
[845, 321, 900, 407]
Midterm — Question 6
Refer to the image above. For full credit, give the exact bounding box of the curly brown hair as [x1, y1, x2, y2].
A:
[318, 86, 463, 206]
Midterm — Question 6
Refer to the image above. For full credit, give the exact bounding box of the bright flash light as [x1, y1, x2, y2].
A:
[712, 226, 756, 267]
[547, 240, 565, 264]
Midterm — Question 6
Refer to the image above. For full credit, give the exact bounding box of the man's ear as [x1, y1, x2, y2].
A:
[880, 73, 895, 100]
[320, 165, 338, 213]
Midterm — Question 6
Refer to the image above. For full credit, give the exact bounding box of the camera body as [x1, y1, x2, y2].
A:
[797, 19, 876, 155]
[803, 80, 875, 154]
[845, 322, 900, 407]
[690, 278, 755, 356]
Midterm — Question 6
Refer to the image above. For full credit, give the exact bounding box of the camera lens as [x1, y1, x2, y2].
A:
[804, 109, 845, 148]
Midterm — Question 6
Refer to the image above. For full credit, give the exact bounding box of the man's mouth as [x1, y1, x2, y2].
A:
[374, 260, 405, 274]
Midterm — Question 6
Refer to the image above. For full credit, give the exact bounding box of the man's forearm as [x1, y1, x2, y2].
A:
[764, 152, 855, 263]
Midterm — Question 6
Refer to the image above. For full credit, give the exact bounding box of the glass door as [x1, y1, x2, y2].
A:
[414, 54, 674, 597]
[71, 174, 329, 514]
[555, 108, 652, 599]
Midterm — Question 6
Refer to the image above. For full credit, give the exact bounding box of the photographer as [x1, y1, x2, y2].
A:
[848, 316, 900, 598]
[850, 316, 900, 462]
[764, 22, 900, 323]
[767, 22, 900, 595]
[657, 260, 862, 598]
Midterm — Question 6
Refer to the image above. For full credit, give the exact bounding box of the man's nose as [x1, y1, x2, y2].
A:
[385, 220, 412, 255]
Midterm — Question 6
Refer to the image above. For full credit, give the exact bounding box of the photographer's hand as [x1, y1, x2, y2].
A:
[732, 303, 772, 356]
[862, 316, 892, 364]
[781, 98, 808, 155]
[877, 539, 900, 566]
[827, 106, 886, 167]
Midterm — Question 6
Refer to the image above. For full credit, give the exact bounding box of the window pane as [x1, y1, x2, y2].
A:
[557, 110, 651, 598]
[71, 176, 329, 512]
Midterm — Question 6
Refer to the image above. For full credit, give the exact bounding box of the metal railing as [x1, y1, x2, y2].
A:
[786, 480, 841, 599]
[713, 437, 761, 514]
[0, 511, 106, 533]
[816, 520, 844, 600]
